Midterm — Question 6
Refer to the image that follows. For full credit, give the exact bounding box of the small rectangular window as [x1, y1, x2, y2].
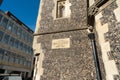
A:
[57, 0, 66, 18]
[21, 30, 24, 39]
[14, 40, 19, 49]
[3, 34, 10, 44]
[56, 0, 71, 18]
[1, 17, 8, 28]
[0, 48, 4, 60]
[9, 37, 15, 46]
[0, 14, 3, 23]
[0, 30, 4, 41]
[17, 28, 21, 36]
[12, 25, 18, 34]
[3, 51, 9, 61]
[15, 58, 19, 64]
[7, 21, 14, 31]
[9, 53, 14, 63]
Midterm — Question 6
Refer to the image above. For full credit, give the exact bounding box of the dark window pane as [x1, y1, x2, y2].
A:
[19, 42, 23, 50]
[3, 34, 10, 44]
[0, 30, 4, 41]
[18, 41, 21, 50]
[14, 40, 19, 48]
[12, 25, 18, 34]
[21, 30, 24, 39]
[30, 47, 33, 54]
[3, 51, 9, 61]
[0, 14, 3, 23]
[9, 56, 14, 63]
[9, 37, 14, 46]
[1, 17, 8, 28]
[17, 28, 21, 36]
[0, 48, 4, 60]
[7, 21, 13, 31]
[30, 37, 33, 43]
[23, 44, 26, 52]
[0, 48, 5, 53]
[24, 33, 27, 41]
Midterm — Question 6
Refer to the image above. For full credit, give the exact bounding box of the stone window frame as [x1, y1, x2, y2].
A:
[56, 0, 66, 18]
[53, 0, 71, 20]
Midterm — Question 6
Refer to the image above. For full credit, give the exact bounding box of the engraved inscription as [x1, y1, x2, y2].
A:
[52, 38, 70, 49]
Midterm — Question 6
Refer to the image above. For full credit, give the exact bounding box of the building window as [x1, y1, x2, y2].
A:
[24, 45, 27, 53]
[28, 61, 31, 67]
[30, 48, 33, 54]
[19, 42, 23, 50]
[24, 60, 27, 66]
[0, 14, 3, 23]
[14, 39, 19, 49]
[1, 17, 8, 28]
[21, 30, 25, 40]
[9, 53, 14, 63]
[12, 24, 18, 34]
[0, 30, 4, 41]
[16, 27, 22, 38]
[7, 21, 13, 31]
[17, 28, 20, 35]
[3, 34, 10, 44]
[30, 37, 33, 43]
[24, 33, 27, 42]
[0, 48, 4, 60]
[15, 57, 19, 64]
[9, 37, 15, 46]
[57, 0, 65, 18]
[6, 51, 11, 62]
[19, 56, 23, 65]
[3, 51, 9, 61]
[56, 0, 71, 18]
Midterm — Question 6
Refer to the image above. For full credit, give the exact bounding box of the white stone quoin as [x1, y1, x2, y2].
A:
[95, 12, 119, 80]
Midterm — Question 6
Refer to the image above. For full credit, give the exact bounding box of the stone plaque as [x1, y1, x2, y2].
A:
[52, 38, 70, 49]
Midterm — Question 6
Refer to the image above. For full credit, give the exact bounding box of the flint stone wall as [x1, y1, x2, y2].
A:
[38, 0, 88, 34]
[96, 0, 120, 79]
[35, 0, 105, 80]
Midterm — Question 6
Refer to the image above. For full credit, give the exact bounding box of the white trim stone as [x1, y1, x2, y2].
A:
[114, 6, 120, 22]
[95, 13, 119, 80]
[116, 0, 120, 7]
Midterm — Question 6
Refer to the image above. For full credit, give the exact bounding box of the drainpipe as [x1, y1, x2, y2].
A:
[88, 27, 102, 80]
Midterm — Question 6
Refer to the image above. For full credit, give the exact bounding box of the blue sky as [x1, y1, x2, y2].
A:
[0, 0, 40, 31]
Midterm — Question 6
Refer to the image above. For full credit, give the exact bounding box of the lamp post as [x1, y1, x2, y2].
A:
[88, 31, 102, 80]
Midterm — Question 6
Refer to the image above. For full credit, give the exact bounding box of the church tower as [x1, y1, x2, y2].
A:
[33, 0, 120, 80]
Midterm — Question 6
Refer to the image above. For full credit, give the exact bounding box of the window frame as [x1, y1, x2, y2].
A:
[1, 17, 9, 28]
